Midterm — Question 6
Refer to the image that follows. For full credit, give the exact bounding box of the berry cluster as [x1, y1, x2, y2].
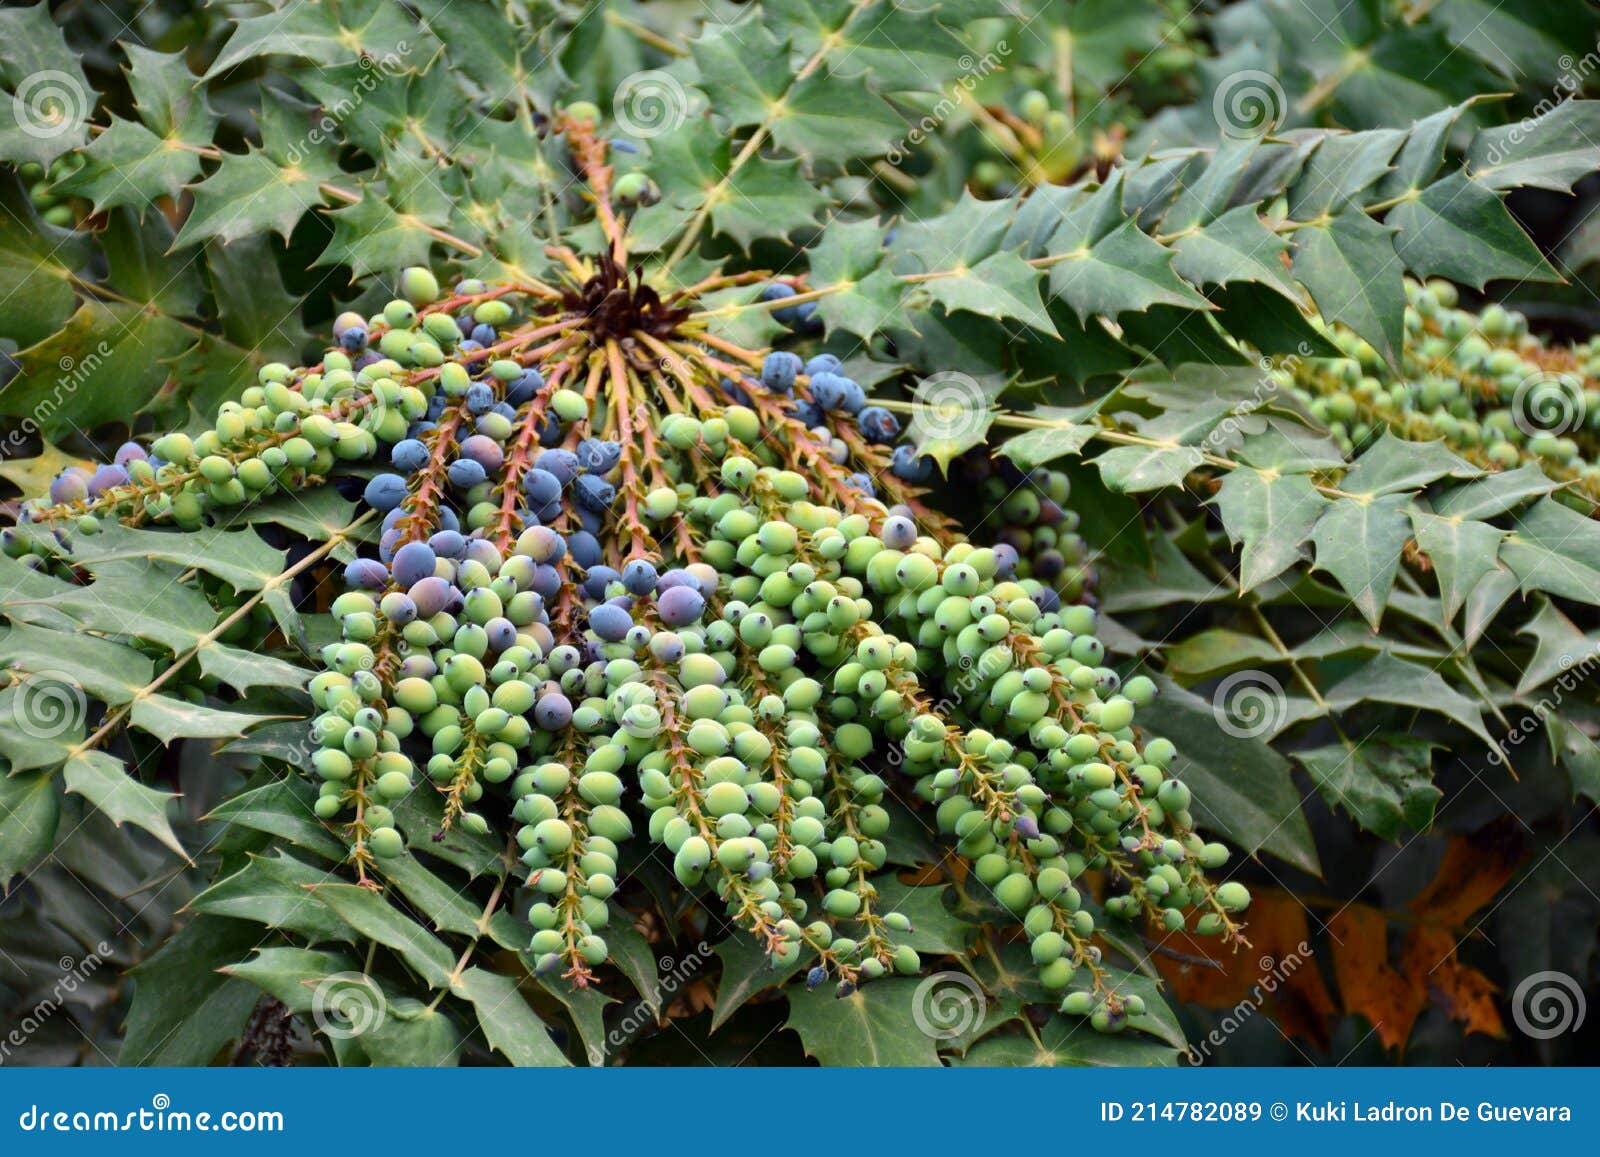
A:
[20, 248, 1247, 1024]
[1281, 279, 1600, 499]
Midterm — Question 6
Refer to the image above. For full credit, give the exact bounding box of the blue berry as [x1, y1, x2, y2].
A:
[589, 603, 633, 642]
[363, 472, 408, 512]
[622, 559, 658, 595]
[465, 382, 496, 415]
[536, 448, 581, 484]
[344, 558, 389, 590]
[568, 531, 603, 568]
[448, 458, 487, 488]
[577, 438, 622, 475]
[470, 323, 497, 346]
[761, 352, 801, 393]
[857, 406, 900, 443]
[391, 541, 437, 587]
[890, 444, 934, 482]
[804, 354, 841, 377]
[522, 468, 562, 505]
[391, 438, 429, 472]
[574, 474, 616, 512]
[506, 369, 544, 404]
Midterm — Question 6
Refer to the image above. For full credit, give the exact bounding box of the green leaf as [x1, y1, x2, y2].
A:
[311, 883, 455, 988]
[1389, 172, 1557, 287]
[1162, 629, 1284, 682]
[63, 750, 187, 860]
[711, 933, 803, 1031]
[121, 916, 263, 1065]
[190, 851, 352, 942]
[455, 968, 569, 1067]
[916, 250, 1057, 338]
[0, 684, 83, 773]
[1093, 443, 1205, 493]
[1516, 599, 1599, 696]
[1143, 678, 1320, 876]
[375, 854, 488, 941]
[1323, 653, 1491, 746]
[1468, 100, 1600, 192]
[1310, 493, 1412, 628]
[1048, 219, 1210, 323]
[363, 997, 462, 1066]
[4, 301, 193, 439]
[785, 980, 942, 1066]
[1298, 736, 1442, 840]
[1501, 497, 1600, 605]
[57, 46, 216, 213]
[996, 401, 1106, 468]
[769, 70, 903, 165]
[1342, 431, 1480, 497]
[0, 2, 92, 165]
[177, 94, 344, 246]
[130, 696, 281, 745]
[205, 778, 346, 861]
[1291, 208, 1405, 368]
[0, 185, 91, 346]
[208, 0, 424, 77]
[1, 620, 152, 705]
[1432, 464, 1560, 520]
[1211, 467, 1328, 590]
[222, 946, 358, 1014]
[806, 218, 905, 339]
[870, 879, 974, 954]
[1410, 510, 1505, 626]
[0, 770, 58, 888]
[67, 521, 285, 592]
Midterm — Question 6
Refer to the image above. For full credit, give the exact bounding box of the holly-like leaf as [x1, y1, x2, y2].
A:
[63, 750, 187, 860]
[177, 93, 344, 247]
[1388, 171, 1557, 287]
[1298, 735, 1442, 840]
[785, 979, 942, 1066]
[207, 0, 426, 78]
[1310, 493, 1413, 628]
[1212, 467, 1329, 590]
[1290, 208, 1404, 368]
[455, 968, 569, 1067]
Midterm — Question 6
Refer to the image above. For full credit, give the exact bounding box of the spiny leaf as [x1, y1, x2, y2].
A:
[63, 750, 187, 861]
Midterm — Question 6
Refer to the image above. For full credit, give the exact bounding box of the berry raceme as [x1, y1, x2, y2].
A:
[1280, 279, 1600, 502]
[25, 247, 1246, 1021]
